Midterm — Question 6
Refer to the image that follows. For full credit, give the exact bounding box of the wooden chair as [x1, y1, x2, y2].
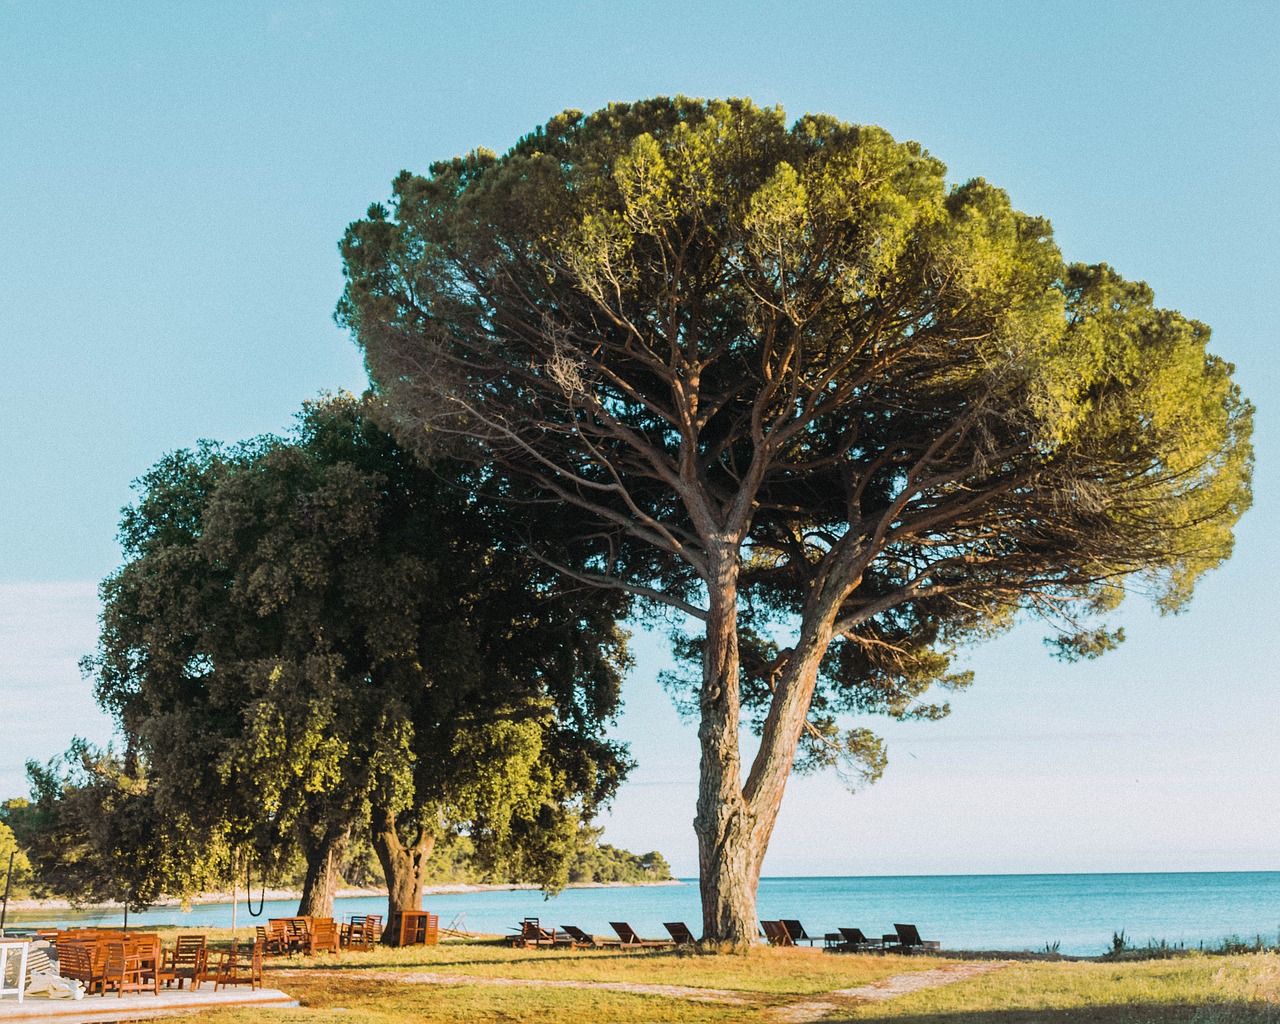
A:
[888, 923, 940, 954]
[609, 922, 673, 949]
[342, 914, 381, 951]
[53, 942, 102, 995]
[309, 918, 340, 955]
[781, 920, 821, 946]
[163, 934, 207, 987]
[261, 919, 291, 955]
[130, 934, 167, 991]
[663, 922, 697, 946]
[215, 937, 263, 990]
[101, 941, 153, 997]
[761, 920, 795, 947]
[192, 945, 222, 991]
[285, 918, 310, 953]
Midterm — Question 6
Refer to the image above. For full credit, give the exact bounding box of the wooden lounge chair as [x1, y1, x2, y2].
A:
[664, 922, 697, 946]
[824, 927, 876, 953]
[761, 920, 795, 947]
[262, 919, 291, 956]
[509, 918, 568, 949]
[781, 920, 821, 946]
[888, 924, 940, 954]
[609, 922, 673, 949]
[559, 925, 617, 949]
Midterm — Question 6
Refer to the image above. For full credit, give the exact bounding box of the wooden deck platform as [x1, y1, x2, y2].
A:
[0, 985, 296, 1021]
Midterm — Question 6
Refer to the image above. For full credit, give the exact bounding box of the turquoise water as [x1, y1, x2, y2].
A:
[11, 873, 1280, 956]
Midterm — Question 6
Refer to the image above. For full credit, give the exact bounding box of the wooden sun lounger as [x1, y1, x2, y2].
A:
[824, 927, 878, 953]
[761, 920, 795, 947]
[888, 923, 941, 954]
[510, 918, 571, 949]
[560, 925, 618, 948]
[609, 922, 673, 949]
[781, 920, 821, 946]
[663, 922, 696, 946]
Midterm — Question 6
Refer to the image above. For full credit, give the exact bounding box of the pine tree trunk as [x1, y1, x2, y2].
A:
[694, 544, 849, 945]
[370, 808, 436, 944]
[692, 559, 761, 947]
[297, 828, 347, 918]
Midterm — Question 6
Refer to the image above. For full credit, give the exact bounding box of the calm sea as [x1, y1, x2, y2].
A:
[11, 873, 1280, 956]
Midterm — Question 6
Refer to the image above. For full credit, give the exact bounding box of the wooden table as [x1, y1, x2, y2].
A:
[0, 939, 30, 1003]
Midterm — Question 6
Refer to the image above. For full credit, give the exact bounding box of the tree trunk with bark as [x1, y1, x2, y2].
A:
[297, 827, 348, 919]
[693, 544, 851, 945]
[370, 807, 437, 943]
[692, 557, 759, 947]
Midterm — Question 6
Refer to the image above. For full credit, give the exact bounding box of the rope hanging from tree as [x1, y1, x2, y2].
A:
[245, 855, 266, 918]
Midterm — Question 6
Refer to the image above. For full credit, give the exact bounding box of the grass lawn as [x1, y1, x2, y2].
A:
[116, 934, 1280, 1024]
[844, 954, 1280, 1024]
[282, 939, 949, 993]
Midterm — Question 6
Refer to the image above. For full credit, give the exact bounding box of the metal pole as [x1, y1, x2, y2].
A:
[231, 848, 238, 935]
[0, 849, 15, 935]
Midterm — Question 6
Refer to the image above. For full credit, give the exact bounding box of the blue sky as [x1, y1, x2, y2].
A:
[2, 1, 1277, 876]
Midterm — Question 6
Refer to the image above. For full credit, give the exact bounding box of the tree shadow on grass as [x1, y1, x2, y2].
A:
[270, 945, 681, 972]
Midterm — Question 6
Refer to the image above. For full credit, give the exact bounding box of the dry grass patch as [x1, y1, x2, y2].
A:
[840, 955, 1280, 1023]
[186, 974, 759, 1024]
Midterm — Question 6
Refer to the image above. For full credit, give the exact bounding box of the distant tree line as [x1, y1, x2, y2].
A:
[0, 786, 671, 905]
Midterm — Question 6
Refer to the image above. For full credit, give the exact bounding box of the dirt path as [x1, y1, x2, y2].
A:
[768, 962, 1013, 1023]
[280, 959, 1012, 1017]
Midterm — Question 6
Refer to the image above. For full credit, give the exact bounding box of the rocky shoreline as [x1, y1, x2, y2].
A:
[3, 878, 684, 913]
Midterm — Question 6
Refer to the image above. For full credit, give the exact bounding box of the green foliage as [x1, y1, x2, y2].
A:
[0, 799, 36, 850]
[18, 741, 220, 910]
[568, 842, 672, 884]
[338, 95, 1252, 796]
[83, 394, 633, 903]
[0, 820, 33, 900]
